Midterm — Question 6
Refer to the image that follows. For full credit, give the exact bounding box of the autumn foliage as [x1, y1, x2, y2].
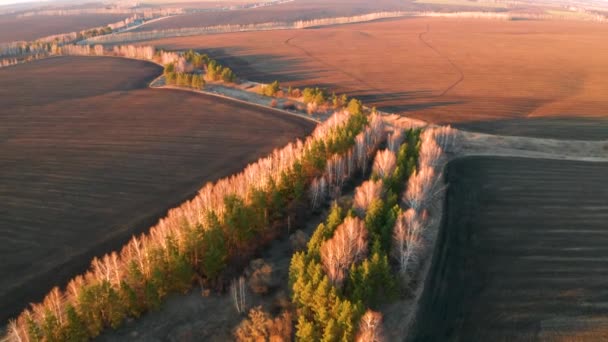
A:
[5, 105, 382, 341]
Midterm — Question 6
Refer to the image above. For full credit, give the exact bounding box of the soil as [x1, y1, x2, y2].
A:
[132, 0, 410, 32]
[409, 157, 608, 341]
[0, 56, 315, 324]
[138, 17, 608, 139]
[0, 13, 128, 43]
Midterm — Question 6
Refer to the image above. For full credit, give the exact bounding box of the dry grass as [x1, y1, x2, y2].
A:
[0, 56, 314, 324]
[139, 17, 608, 139]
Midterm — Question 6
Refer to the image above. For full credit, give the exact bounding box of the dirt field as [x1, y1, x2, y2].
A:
[0, 56, 314, 324]
[410, 157, 608, 341]
[140, 17, 608, 139]
[132, 0, 409, 31]
[0, 14, 128, 43]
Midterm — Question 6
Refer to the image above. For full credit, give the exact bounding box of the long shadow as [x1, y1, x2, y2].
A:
[202, 47, 324, 84]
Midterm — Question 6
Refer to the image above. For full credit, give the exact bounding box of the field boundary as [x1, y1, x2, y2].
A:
[154, 84, 323, 124]
[418, 24, 464, 97]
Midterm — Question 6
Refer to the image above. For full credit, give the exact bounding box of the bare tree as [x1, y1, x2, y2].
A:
[309, 176, 327, 209]
[373, 149, 397, 179]
[392, 209, 428, 277]
[320, 217, 368, 286]
[232, 276, 247, 314]
[403, 166, 443, 212]
[387, 129, 405, 153]
[353, 179, 384, 215]
[356, 310, 384, 342]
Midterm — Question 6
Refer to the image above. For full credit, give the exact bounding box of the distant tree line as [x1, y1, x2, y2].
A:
[80, 12, 411, 45]
[260, 80, 356, 115]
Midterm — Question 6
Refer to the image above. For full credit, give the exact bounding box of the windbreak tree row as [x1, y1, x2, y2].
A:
[5, 101, 382, 342]
[289, 128, 423, 341]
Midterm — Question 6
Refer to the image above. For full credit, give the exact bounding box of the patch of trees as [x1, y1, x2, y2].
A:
[205, 59, 236, 83]
[0, 15, 141, 58]
[6, 107, 384, 342]
[289, 128, 424, 341]
[163, 50, 236, 88]
[163, 62, 205, 89]
[261, 80, 281, 97]
[393, 126, 458, 279]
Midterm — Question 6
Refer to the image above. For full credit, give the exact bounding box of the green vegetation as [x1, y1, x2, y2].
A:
[261, 80, 281, 97]
[163, 63, 205, 89]
[300, 87, 353, 110]
[12, 107, 373, 342]
[163, 50, 237, 86]
[289, 129, 421, 341]
[206, 59, 236, 83]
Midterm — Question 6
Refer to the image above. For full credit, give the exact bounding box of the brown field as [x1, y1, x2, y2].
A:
[132, 0, 409, 32]
[140, 17, 608, 139]
[0, 13, 128, 43]
[0, 56, 314, 324]
[411, 157, 608, 341]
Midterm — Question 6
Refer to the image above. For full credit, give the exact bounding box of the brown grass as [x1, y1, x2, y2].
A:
[0, 14, 128, 43]
[138, 17, 608, 139]
[0, 56, 314, 324]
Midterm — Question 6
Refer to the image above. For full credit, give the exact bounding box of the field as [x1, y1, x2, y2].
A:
[0, 14, 128, 43]
[411, 157, 608, 341]
[139, 17, 608, 139]
[132, 0, 409, 31]
[0, 56, 314, 323]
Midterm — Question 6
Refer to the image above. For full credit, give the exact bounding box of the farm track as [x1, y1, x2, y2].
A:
[418, 24, 464, 97]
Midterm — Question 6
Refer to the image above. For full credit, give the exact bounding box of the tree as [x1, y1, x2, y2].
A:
[221, 67, 236, 83]
[347, 98, 363, 116]
[191, 74, 204, 89]
[320, 217, 368, 286]
[200, 214, 227, 280]
[64, 304, 88, 342]
[353, 180, 384, 215]
[356, 310, 384, 342]
[262, 80, 281, 96]
[307, 203, 343, 256]
[348, 252, 395, 307]
[372, 150, 397, 179]
[392, 208, 428, 277]
[234, 307, 292, 342]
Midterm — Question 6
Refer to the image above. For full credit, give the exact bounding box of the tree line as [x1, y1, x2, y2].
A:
[80, 11, 410, 45]
[5, 101, 384, 342]
[163, 50, 237, 89]
[289, 128, 423, 341]
[260, 80, 356, 115]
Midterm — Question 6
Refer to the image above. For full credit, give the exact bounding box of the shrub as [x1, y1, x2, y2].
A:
[262, 80, 281, 97]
